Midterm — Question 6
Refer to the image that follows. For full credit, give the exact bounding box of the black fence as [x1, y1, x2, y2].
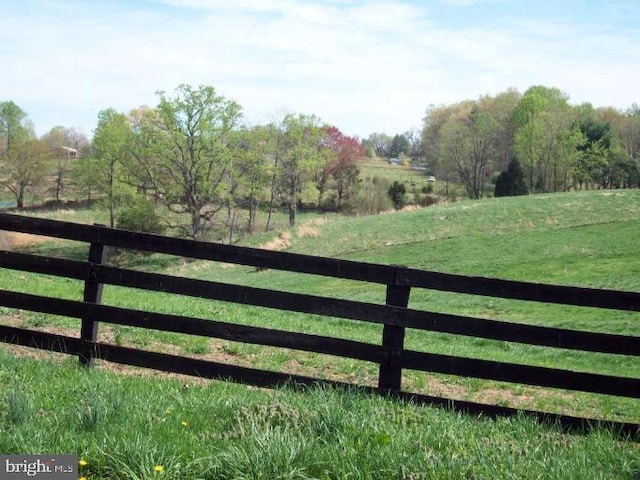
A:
[0, 213, 638, 439]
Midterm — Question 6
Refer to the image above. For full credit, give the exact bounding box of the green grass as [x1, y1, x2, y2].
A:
[0, 351, 638, 480]
[0, 189, 639, 476]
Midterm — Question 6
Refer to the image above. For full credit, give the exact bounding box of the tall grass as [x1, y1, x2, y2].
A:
[1, 351, 638, 479]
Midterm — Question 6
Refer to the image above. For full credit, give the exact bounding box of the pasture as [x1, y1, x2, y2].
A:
[0, 189, 639, 478]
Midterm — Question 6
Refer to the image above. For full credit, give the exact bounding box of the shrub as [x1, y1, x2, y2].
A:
[344, 175, 392, 215]
[419, 194, 440, 207]
[116, 197, 165, 234]
[388, 181, 407, 210]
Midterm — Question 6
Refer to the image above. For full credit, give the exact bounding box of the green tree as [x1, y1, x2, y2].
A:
[439, 101, 497, 199]
[232, 125, 272, 233]
[367, 132, 392, 158]
[388, 134, 410, 158]
[149, 84, 242, 239]
[92, 108, 133, 227]
[40, 126, 88, 202]
[0, 102, 45, 208]
[388, 180, 407, 210]
[278, 113, 325, 227]
[486, 89, 521, 171]
[1, 138, 49, 208]
[513, 86, 583, 192]
[0, 101, 33, 155]
[71, 156, 101, 203]
[494, 157, 528, 197]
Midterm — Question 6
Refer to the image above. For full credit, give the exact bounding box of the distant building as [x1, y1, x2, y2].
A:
[62, 147, 78, 159]
[388, 158, 401, 165]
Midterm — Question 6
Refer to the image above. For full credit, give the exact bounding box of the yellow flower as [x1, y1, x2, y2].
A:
[154, 465, 164, 473]
[79, 477, 87, 480]
[79, 460, 88, 467]
[180, 421, 188, 427]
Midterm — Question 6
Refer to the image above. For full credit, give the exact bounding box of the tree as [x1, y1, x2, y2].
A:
[388, 134, 410, 158]
[421, 103, 458, 179]
[71, 156, 101, 203]
[439, 101, 497, 199]
[278, 113, 325, 227]
[1, 138, 50, 208]
[318, 126, 364, 210]
[388, 180, 407, 210]
[0, 102, 45, 208]
[367, 132, 392, 158]
[231, 125, 272, 233]
[486, 89, 521, 171]
[494, 157, 528, 197]
[512, 86, 583, 192]
[40, 126, 88, 202]
[0, 101, 33, 155]
[144, 84, 243, 239]
[92, 108, 133, 227]
[126, 106, 164, 201]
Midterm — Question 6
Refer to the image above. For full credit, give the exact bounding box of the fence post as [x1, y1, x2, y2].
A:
[378, 268, 411, 395]
[79, 235, 106, 366]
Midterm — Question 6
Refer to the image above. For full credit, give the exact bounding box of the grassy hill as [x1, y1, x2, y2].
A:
[1, 190, 639, 478]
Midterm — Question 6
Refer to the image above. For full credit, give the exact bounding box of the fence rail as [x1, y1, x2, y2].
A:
[0, 212, 638, 439]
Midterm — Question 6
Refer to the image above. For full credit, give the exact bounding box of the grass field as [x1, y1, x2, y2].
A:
[1, 189, 639, 478]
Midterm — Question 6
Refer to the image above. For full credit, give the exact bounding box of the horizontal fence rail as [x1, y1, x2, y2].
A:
[0, 212, 638, 440]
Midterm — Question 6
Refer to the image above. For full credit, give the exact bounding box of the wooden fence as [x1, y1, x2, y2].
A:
[0, 213, 638, 439]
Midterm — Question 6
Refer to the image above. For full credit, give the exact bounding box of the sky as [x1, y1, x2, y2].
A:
[1, 0, 639, 140]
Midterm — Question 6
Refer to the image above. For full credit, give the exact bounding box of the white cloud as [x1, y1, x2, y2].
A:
[1, 0, 638, 139]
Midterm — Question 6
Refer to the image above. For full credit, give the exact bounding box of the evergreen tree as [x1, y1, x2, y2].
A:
[388, 180, 407, 209]
[494, 157, 528, 197]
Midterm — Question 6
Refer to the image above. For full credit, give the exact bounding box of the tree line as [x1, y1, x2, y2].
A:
[2, 83, 639, 240]
[419, 86, 640, 199]
[0, 85, 364, 240]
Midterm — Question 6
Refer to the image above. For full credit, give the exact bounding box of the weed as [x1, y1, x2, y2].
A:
[6, 387, 31, 424]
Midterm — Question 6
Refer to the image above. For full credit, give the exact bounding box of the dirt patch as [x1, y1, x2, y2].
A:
[260, 231, 292, 252]
[296, 225, 319, 238]
[0, 232, 51, 251]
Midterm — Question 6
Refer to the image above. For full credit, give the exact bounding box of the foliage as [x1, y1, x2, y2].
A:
[92, 108, 134, 227]
[0, 101, 45, 208]
[317, 125, 364, 210]
[494, 157, 529, 197]
[116, 196, 165, 234]
[144, 84, 242, 239]
[387, 180, 407, 210]
[388, 133, 410, 158]
[277, 113, 326, 227]
[0, 138, 50, 208]
[366, 132, 392, 157]
[345, 174, 392, 215]
[40, 126, 89, 202]
[512, 86, 584, 192]
[439, 101, 497, 199]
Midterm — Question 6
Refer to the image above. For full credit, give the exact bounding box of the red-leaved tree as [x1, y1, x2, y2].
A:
[318, 126, 365, 210]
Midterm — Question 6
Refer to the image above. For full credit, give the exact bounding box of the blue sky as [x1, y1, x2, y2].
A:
[1, 0, 639, 139]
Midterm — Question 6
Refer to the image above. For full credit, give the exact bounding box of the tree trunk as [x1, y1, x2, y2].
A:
[16, 189, 24, 209]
